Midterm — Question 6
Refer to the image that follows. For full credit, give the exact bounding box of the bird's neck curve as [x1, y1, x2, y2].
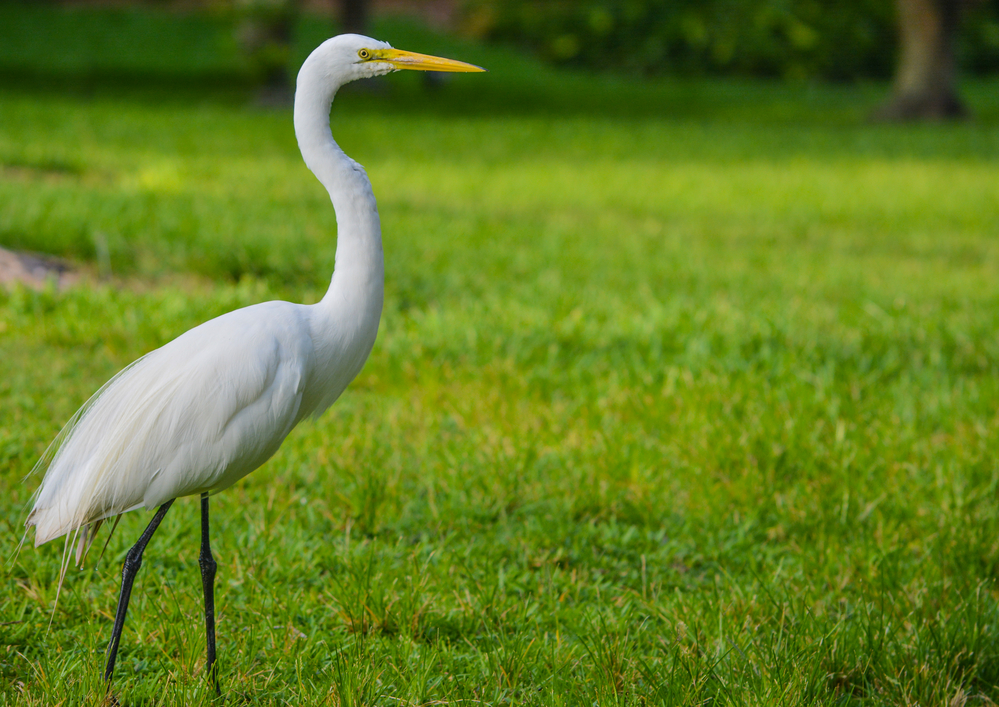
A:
[294, 59, 385, 333]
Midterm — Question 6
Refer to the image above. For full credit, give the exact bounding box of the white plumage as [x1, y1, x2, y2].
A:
[27, 37, 393, 551]
[29, 302, 333, 545]
[23, 34, 482, 691]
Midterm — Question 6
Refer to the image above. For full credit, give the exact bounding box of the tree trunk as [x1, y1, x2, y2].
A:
[237, 0, 297, 105]
[340, 0, 369, 34]
[873, 0, 967, 121]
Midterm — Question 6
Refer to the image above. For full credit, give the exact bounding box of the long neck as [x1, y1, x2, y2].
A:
[294, 62, 385, 320]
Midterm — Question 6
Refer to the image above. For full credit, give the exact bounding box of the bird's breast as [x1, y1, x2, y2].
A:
[300, 280, 383, 419]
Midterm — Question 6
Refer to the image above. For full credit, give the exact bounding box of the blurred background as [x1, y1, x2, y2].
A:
[3, 1, 999, 703]
[1, 0, 998, 117]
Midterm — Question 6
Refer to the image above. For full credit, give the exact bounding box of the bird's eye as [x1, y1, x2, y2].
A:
[358, 49, 370, 60]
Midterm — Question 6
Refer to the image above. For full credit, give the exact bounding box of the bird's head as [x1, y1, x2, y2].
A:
[303, 33, 485, 86]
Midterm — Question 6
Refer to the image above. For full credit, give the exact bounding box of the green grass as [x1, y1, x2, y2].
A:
[3, 6, 999, 705]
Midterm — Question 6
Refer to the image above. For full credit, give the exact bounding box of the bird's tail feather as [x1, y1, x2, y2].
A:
[25, 355, 164, 547]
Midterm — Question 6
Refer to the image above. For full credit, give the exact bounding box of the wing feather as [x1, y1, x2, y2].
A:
[27, 302, 313, 547]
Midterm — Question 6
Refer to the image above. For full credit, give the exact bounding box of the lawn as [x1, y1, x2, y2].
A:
[3, 6, 999, 705]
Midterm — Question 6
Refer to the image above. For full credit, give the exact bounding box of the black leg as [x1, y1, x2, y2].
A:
[104, 499, 175, 685]
[200, 492, 221, 696]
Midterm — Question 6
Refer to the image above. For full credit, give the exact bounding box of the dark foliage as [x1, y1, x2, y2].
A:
[462, 0, 999, 79]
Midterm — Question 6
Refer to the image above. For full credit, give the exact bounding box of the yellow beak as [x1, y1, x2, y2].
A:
[371, 48, 485, 73]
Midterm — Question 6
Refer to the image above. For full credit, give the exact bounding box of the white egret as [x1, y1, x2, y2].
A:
[25, 35, 484, 693]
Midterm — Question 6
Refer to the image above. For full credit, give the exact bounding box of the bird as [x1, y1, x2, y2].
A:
[24, 34, 484, 694]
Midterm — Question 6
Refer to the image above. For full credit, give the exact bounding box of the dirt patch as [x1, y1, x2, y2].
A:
[0, 247, 80, 290]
